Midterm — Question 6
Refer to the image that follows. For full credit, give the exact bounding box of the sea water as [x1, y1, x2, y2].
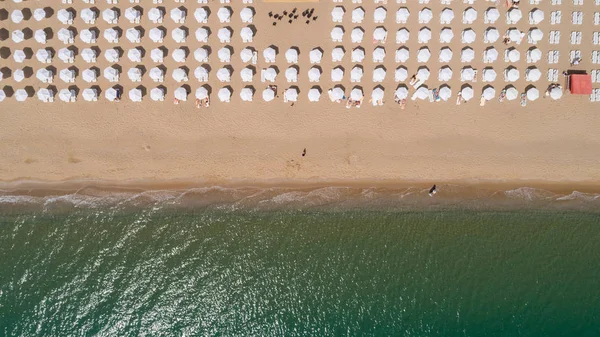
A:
[0, 186, 599, 336]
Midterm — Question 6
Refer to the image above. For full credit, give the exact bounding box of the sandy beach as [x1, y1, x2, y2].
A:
[1, 0, 600, 189]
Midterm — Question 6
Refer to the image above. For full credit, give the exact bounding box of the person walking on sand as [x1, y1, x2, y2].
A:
[429, 184, 437, 196]
[302, 148, 306, 157]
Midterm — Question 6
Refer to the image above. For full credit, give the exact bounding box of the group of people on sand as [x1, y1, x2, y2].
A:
[195, 97, 210, 108]
[346, 96, 364, 109]
[394, 96, 407, 109]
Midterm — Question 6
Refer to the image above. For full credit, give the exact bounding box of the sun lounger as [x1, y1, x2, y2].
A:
[578, 12, 583, 24]
[596, 89, 600, 101]
[547, 69, 554, 81]
[576, 32, 582, 44]
[596, 13, 600, 25]
[548, 51, 554, 64]
[550, 31, 555, 44]
[551, 12, 557, 25]
[594, 32, 599, 45]
[571, 32, 577, 44]
[593, 51, 599, 64]
[592, 70, 597, 83]
[556, 11, 562, 24]
[554, 69, 559, 82]
[555, 31, 560, 44]
[412, 78, 424, 88]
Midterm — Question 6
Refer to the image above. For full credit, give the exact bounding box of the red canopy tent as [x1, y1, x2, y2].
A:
[569, 74, 592, 95]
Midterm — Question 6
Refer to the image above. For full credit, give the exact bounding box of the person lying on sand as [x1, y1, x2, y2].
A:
[456, 92, 463, 105]
[498, 89, 506, 102]
[173, 98, 180, 105]
[409, 75, 418, 86]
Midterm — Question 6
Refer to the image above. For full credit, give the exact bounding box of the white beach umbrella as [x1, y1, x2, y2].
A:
[170, 7, 186, 23]
[218, 47, 231, 63]
[417, 48, 431, 63]
[263, 88, 275, 102]
[351, 28, 364, 43]
[36, 49, 51, 63]
[58, 28, 74, 44]
[310, 49, 323, 64]
[528, 48, 542, 63]
[217, 68, 231, 82]
[103, 67, 119, 82]
[438, 67, 453, 82]
[174, 87, 188, 101]
[240, 7, 254, 23]
[505, 68, 520, 82]
[15, 89, 28, 102]
[217, 7, 231, 22]
[507, 49, 520, 62]
[59, 89, 74, 102]
[129, 88, 143, 102]
[149, 67, 164, 81]
[482, 87, 496, 100]
[193, 47, 208, 62]
[483, 68, 497, 82]
[13, 50, 26, 63]
[371, 87, 384, 104]
[12, 30, 25, 43]
[172, 68, 187, 82]
[461, 67, 475, 81]
[418, 27, 431, 43]
[285, 48, 299, 63]
[308, 67, 321, 82]
[440, 8, 454, 23]
[240, 27, 254, 42]
[81, 48, 96, 63]
[550, 87, 562, 100]
[57, 9, 73, 25]
[331, 6, 344, 22]
[508, 8, 522, 23]
[194, 8, 208, 23]
[102, 9, 118, 24]
[37, 88, 53, 102]
[34, 30, 47, 44]
[104, 48, 119, 62]
[218, 28, 231, 43]
[172, 48, 187, 62]
[240, 88, 253, 102]
[374, 7, 387, 22]
[461, 86, 474, 101]
[82, 68, 97, 83]
[0, 90, 5, 102]
[128, 48, 142, 63]
[103, 28, 118, 43]
[351, 66, 363, 82]
[485, 28, 500, 43]
[417, 68, 430, 81]
[13, 69, 25, 82]
[36, 68, 52, 82]
[526, 87, 539, 101]
[352, 48, 365, 62]
[373, 47, 386, 62]
[461, 48, 475, 63]
[350, 88, 363, 101]
[439, 86, 452, 101]
[332, 47, 344, 62]
[263, 67, 277, 82]
[373, 27, 387, 42]
[285, 67, 298, 82]
[152, 48, 165, 62]
[308, 88, 320, 102]
[331, 68, 344, 82]
[33, 8, 47, 22]
[526, 68, 542, 82]
[484, 48, 499, 63]
[126, 28, 141, 43]
[331, 87, 345, 101]
[80, 29, 95, 44]
[395, 67, 408, 82]
[530, 9, 544, 24]
[148, 8, 163, 22]
[240, 48, 254, 63]
[125, 7, 141, 23]
[462, 29, 476, 44]
[194, 87, 208, 101]
[372, 67, 386, 82]
[150, 88, 165, 102]
[395, 86, 408, 100]
[464, 7, 477, 22]
[529, 28, 543, 43]
[82, 88, 98, 102]
[105, 87, 118, 102]
[440, 28, 454, 43]
[439, 48, 453, 63]
[486, 8, 500, 23]
[396, 7, 410, 23]
[396, 28, 409, 44]
[263, 47, 276, 63]
[285, 88, 298, 102]
[352, 7, 365, 23]
[414, 86, 429, 100]
[59, 68, 75, 83]
[505, 86, 518, 101]
[172, 27, 187, 43]
[218, 87, 231, 102]
[240, 67, 253, 82]
[331, 27, 344, 41]
[149, 28, 164, 43]
[419, 8, 432, 24]
[508, 29, 522, 42]
[396, 48, 409, 63]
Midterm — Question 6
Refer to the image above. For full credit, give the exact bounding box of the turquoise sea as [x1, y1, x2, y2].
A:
[0, 185, 599, 336]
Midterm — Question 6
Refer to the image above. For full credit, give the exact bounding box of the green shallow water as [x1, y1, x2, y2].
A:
[1, 208, 599, 336]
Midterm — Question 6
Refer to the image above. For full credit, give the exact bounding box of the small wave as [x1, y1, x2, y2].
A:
[503, 187, 557, 201]
[555, 191, 600, 202]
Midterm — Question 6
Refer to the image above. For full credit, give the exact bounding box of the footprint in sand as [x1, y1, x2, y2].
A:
[143, 145, 151, 152]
